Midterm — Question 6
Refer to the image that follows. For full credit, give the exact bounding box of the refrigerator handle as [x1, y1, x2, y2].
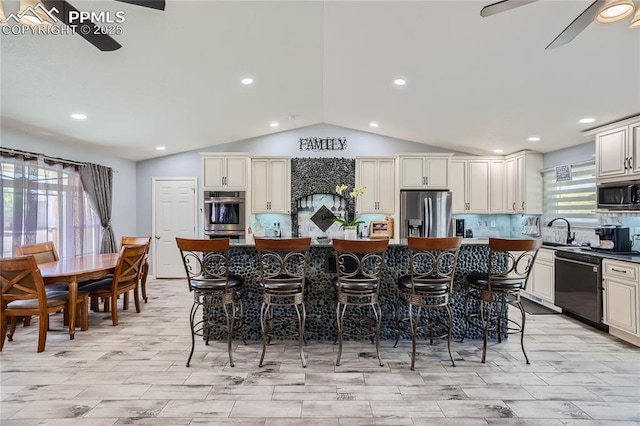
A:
[425, 197, 432, 237]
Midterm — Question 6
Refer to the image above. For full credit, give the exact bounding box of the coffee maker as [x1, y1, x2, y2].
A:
[595, 225, 632, 252]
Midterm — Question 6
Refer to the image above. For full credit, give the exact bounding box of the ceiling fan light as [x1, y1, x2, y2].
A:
[630, 5, 640, 27]
[595, 0, 635, 24]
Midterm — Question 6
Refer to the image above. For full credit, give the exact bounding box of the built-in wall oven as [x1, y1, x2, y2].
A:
[203, 191, 245, 239]
[554, 249, 608, 331]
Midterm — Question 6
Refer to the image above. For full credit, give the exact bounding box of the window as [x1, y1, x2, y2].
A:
[1, 156, 101, 258]
[542, 162, 597, 227]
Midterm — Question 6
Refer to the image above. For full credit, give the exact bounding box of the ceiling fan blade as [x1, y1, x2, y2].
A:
[546, 0, 602, 49]
[480, 0, 538, 17]
[114, 0, 165, 11]
[41, 0, 122, 51]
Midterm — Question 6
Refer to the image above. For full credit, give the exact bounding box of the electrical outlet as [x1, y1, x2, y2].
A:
[491, 220, 496, 227]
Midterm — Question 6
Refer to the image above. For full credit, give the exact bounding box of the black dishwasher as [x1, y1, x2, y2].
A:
[554, 249, 608, 331]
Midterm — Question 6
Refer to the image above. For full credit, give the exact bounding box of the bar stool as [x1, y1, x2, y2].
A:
[176, 238, 244, 367]
[255, 237, 311, 368]
[332, 238, 389, 367]
[393, 236, 461, 370]
[461, 238, 542, 364]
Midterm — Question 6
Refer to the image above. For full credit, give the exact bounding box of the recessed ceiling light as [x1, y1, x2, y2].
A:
[527, 136, 541, 142]
[269, 121, 279, 128]
[241, 77, 254, 85]
[369, 121, 379, 128]
[393, 78, 406, 86]
[493, 149, 503, 154]
[156, 145, 166, 151]
[70, 113, 87, 120]
[579, 117, 596, 124]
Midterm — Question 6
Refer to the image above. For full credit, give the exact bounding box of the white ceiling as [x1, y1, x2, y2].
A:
[1, 0, 639, 161]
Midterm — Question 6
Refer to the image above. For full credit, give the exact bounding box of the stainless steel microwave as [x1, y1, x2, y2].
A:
[597, 181, 640, 210]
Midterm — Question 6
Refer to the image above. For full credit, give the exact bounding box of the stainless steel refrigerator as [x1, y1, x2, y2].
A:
[400, 190, 453, 238]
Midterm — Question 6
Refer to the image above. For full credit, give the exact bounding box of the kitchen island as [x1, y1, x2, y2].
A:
[226, 238, 491, 341]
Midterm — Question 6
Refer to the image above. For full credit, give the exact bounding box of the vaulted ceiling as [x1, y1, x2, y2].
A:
[1, 0, 639, 161]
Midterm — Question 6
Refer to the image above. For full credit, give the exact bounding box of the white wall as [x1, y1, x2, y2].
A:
[0, 127, 137, 240]
[543, 141, 595, 169]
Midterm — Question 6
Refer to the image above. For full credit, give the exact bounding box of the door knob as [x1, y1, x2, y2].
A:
[155, 235, 160, 240]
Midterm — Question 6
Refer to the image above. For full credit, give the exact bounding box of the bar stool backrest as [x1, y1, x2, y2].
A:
[407, 236, 462, 292]
[255, 238, 312, 287]
[175, 238, 232, 292]
[487, 238, 542, 291]
[332, 238, 389, 287]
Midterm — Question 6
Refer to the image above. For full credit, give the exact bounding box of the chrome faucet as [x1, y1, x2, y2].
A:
[547, 217, 575, 245]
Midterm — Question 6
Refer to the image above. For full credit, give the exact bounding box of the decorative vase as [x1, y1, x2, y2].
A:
[344, 226, 357, 240]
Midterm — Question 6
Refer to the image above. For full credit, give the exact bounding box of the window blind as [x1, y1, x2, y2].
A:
[542, 162, 597, 227]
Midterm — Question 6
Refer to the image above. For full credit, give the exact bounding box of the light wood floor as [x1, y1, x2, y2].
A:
[1, 278, 639, 425]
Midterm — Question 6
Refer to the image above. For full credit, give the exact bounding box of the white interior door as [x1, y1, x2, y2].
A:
[153, 178, 197, 278]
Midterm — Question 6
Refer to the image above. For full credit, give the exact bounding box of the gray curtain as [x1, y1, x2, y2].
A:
[79, 163, 116, 253]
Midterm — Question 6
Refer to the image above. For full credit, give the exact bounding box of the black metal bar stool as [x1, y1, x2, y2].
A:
[461, 237, 542, 364]
[332, 238, 389, 367]
[176, 238, 244, 367]
[255, 237, 311, 368]
[393, 236, 462, 370]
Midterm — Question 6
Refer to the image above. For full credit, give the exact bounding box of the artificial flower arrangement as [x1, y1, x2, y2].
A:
[333, 184, 366, 228]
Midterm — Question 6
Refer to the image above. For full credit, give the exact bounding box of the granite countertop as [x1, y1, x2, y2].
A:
[231, 237, 491, 247]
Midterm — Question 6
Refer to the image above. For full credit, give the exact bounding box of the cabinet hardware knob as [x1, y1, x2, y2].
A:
[522, 201, 525, 210]
[611, 268, 627, 273]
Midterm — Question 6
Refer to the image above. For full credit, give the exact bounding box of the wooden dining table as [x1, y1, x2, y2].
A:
[39, 253, 119, 339]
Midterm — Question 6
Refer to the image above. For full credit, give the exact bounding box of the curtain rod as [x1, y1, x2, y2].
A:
[540, 159, 594, 174]
[1, 147, 87, 168]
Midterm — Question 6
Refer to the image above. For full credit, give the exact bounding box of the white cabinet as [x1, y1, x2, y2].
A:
[202, 154, 249, 190]
[399, 154, 451, 189]
[602, 259, 639, 343]
[527, 248, 555, 304]
[356, 157, 395, 214]
[251, 157, 291, 213]
[595, 119, 640, 181]
[490, 159, 506, 213]
[504, 152, 543, 214]
[450, 158, 490, 214]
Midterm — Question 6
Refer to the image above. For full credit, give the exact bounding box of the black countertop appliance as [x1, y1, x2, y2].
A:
[595, 225, 632, 252]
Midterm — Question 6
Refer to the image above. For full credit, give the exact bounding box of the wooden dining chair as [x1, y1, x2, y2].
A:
[0, 255, 88, 352]
[120, 237, 152, 303]
[15, 241, 59, 264]
[81, 245, 147, 326]
[15, 241, 67, 327]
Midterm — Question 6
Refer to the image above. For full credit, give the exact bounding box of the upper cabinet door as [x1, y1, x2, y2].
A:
[400, 157, 426, 188]
[356, 159, 378, 212]
[596, 126, 628, 179]
[467, 160, 490, 213]
[631, 123, 640, 175]
[267, 158, 290, 213]
[490, 159, 506, 213]
[376, 159, 395, 213]
[449, 160, 467, 213]
[225, 157, 249, 189]
[425, 157, 449, 188]
[505, 157, 517, 213]
[203, 157, 225, 189]
[251, 159, 270, 212]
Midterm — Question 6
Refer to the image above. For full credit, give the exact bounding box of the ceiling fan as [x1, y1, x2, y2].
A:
[0, 0, 164, 51]
[481, 0, 640, 49]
